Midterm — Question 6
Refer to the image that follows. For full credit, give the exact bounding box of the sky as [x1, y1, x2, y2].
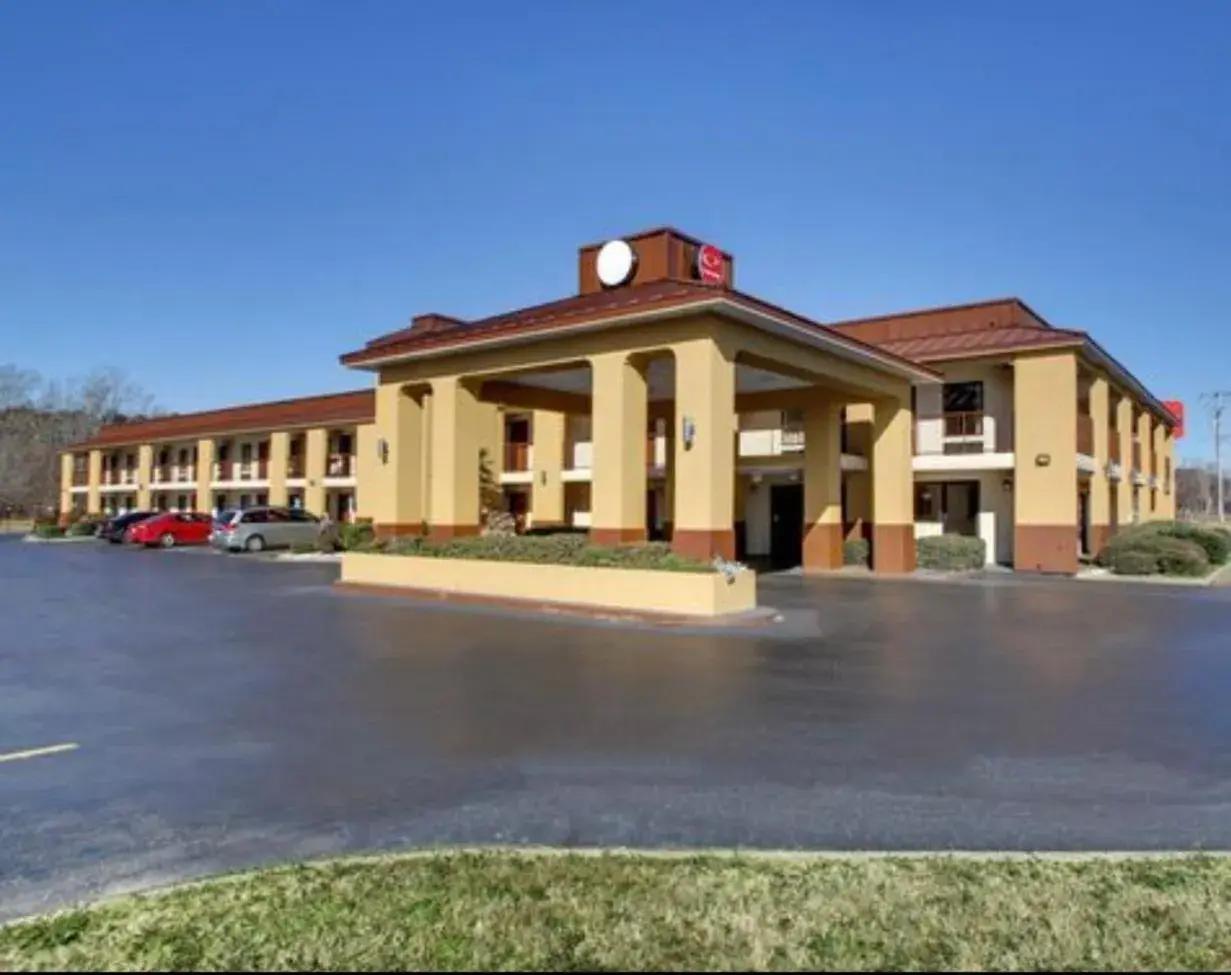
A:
[2, 1, 1228, 459]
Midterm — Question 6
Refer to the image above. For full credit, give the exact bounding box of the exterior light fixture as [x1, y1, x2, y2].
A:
[376, 438, 390, 465]
[1035, 453, 1051, 467]
[682, 415, 697, 450]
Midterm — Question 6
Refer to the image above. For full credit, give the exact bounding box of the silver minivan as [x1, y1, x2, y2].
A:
[211, 506, 336, 553]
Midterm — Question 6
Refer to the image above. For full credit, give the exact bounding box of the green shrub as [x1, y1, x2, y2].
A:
[1102, 531, 1211, 577]
[1107, 548, 1158, 575]
[337, 521, 375, 552]
[1152, 536, 1211, 577]
[915, 534, 986, 571]
[65, 517, 101, 537]
[843, 537, 869, 567]
[379, 533, 714, 573]
[32, 523, 65, 539]
[1139, 521, 1230, 565]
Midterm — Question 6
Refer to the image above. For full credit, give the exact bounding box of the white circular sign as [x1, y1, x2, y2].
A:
[595, 239, 636, 287]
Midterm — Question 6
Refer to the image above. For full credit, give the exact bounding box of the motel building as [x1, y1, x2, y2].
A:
[62, 227, 1178, 575]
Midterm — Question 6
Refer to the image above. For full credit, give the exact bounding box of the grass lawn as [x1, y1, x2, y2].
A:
[4, 851, 1231, 971]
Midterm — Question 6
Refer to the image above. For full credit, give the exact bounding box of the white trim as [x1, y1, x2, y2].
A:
[561, 468, 591, 483]
[498, 471, 534, 485]
[841, 453, 868, 472]
[69, 486, 89, 494]
[1076, 452, 1097, 474]
[913, 452, 1016, 472]
[323, 475, 358, 488]
[211, 479, 270, 490]
[346, 297, 939, 385]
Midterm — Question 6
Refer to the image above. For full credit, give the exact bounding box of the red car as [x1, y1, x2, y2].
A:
[127, 511, 214, 548]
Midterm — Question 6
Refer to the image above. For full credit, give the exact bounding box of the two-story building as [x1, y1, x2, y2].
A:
[61, 227, 1177, 575]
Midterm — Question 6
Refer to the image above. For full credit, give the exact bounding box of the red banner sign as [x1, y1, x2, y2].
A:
[1163, 399, 1184, 438]
[696, 243, 725, 285]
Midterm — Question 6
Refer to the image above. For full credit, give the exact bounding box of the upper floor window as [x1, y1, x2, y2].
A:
[942, 381, 983, 415]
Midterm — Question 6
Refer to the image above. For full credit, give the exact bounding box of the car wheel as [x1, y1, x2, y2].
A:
[245, 534, 265, 553]
[160, 532, 176, 549]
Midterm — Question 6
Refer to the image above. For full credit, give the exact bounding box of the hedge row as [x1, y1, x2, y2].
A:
[916, 534, 986, 571]
[371, 532, 716, 573]
[1096, 521, 1225, 577]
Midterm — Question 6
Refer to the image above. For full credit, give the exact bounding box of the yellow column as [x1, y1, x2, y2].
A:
[529, 410, 565, 528]
[354, 422, 377, 522]
[305, 427, 328, 517]
[1151, 416, 1167, 520]
[870, 392, 915, 572]
[1115, 395, 1133, 530]
[428, 376, 482, 540]
[671, 338, 737, 560]
[1013, 352, 1078, 573]
[59, 453, 73, 522]
[1160, 427, 1176, 518]
[1088, 376, 1110, 554]
[367, 382, 426, 535]
[268, 431, 289, 507]
[86, 449, 102, 515]
[196, 439, 214, 513]
[802, 394, 843, 571]
[589, 352, 648, 546]
[134, 444, 152, 510]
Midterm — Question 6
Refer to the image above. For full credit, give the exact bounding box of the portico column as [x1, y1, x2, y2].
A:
[428, 375, 482, 542]
[671, 337, 737, 560]
[59, 454, 73, 523]
[370, 381, 426, 538]
[137, 444, 153, 510]
[86, 449, 102, 515]
[870, 392, 916, 572]
[529, 410, 565, 528]
[589, 352, 648, 545]
[803, 395, 844, 571]
[268, 431, 289, 508]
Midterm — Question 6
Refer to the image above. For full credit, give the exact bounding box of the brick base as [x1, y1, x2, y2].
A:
[1014, 525, 1078, 574]
[427, 523, 479, 544]
[872, 523, 916, 573]
[803, 522, 843, 571]
[589, 527, 647, 547]
[672, 529, 735, 561]
[374, 522, 425, 541]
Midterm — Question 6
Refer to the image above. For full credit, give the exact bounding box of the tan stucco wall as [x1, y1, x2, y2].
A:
[339, 552, 757, 617]
[1088, 375, 1110, 531]
[86, 449, 102, 515]
[530, 410, 565, 525]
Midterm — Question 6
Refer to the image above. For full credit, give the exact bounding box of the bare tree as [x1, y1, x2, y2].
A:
[0, 365, 160, 517]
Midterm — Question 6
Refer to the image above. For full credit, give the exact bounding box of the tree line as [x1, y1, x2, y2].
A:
[0, 364, 161, 518]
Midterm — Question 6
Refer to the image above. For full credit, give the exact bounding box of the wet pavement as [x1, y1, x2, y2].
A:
[3, 533, 1231, 919]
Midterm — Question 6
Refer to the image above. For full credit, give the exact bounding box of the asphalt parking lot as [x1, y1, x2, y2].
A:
[4, 533, 1231, 920]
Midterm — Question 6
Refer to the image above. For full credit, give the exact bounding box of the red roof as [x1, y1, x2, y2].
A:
[72, 389, 374, 450]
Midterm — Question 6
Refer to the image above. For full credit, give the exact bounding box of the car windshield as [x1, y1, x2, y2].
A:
[214, 510, 236, 525]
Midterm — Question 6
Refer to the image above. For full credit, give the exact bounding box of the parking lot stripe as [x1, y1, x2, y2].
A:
[0, 742, 80, 764]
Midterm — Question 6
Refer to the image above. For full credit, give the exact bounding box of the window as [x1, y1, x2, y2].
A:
[942, 381, 983, 414]
[914, 484, 940, 521]
[240, 509, 266, 523]
[289, 509, 318, 522]
[337, 433, 353, 455]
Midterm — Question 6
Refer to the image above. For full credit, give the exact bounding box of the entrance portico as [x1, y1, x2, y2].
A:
[341, 228, 937, 572]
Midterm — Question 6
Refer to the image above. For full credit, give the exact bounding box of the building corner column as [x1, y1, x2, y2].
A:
[1088, 376, 1110, 555]
[529, 410, 565, 529]
[86, 449, 102, 516]
[268, 431, 289, 507]
[370, 380, 426, 539]
[304, 427, 328, 516]
[1013, 352, 1079, 573]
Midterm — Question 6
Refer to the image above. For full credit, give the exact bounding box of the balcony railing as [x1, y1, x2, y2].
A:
[1077, 413, 1094, 456]
[1108, 434, 1121, 465]
[1132, 440, 1142, 471]
[213, 460, 233, 481]
[153, 465, 195, 483]
[326, 453, 355, 477]
[71, 468, 89, 487]
[287, 457, 305, 478]
[235, 459, 269, 481]
[103, 469, 138, 486]
[780, 427, 805, 451]
[913, 412, 1006, 456]
[504, 442, 531, 473]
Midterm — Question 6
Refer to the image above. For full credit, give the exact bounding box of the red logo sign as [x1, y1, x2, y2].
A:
[1163, 400, 1185, 438]
[696, 243, 725, 285]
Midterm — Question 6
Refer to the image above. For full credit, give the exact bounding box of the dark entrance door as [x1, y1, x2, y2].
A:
[770, 483, 804, 569]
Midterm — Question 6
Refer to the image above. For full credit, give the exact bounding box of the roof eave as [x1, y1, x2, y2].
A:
[340, 297, 941, 385]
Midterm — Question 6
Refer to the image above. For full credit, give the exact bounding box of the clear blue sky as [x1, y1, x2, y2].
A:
[3, 1, 1228, 459]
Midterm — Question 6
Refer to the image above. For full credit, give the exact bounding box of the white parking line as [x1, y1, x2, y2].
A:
[0, 742, 80, 764]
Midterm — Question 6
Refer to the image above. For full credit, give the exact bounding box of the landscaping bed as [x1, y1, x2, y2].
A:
[4, 851, 1231, 971]
[1096, 521, 1230, 579]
